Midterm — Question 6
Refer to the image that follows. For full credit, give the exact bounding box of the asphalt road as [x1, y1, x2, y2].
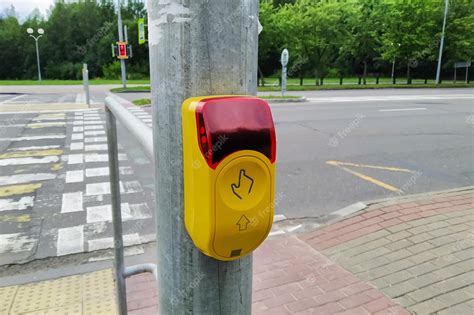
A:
[0, 87, 473, 266]
[119, 88, 474, 217]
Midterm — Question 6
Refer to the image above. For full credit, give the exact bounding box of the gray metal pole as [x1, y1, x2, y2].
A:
[35, 39, 42, 81]
[105, 107, 128, 315]
[391, 58, 396, 80]
[117, 0, 126, 88]
[83, 63, 90, 105]
[282, 66, 287, 97]
[466, 66, 469, 84]
[436, 0, 449, 85]
[148, 1, 258, 313]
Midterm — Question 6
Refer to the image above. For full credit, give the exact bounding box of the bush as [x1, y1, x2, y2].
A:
[44, 62, 83, 80]
[102, 61, 121, 79]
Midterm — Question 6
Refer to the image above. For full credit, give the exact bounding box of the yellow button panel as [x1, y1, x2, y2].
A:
[214, 156, 272, 258]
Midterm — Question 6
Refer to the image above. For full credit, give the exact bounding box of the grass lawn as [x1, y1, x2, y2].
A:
[114, 82, 473, 94]
[0, 79, 150, 86]
[131, 95, 303, 106]
[131, 98, 152, 106]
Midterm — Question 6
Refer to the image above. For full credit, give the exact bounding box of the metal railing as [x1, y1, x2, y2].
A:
[104, 96, 156, 315]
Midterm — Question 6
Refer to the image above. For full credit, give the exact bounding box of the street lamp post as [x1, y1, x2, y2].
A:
[27, 28, 44, 81]
[391, 43, 401, 81]
[436, 0, 449, 85]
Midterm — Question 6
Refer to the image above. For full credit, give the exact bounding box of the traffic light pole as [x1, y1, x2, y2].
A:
[117, 0, 126, 88]
[148, 1, 258, 313]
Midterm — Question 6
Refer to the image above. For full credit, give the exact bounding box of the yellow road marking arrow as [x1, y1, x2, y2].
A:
[326, 160, 415, 192]
[327, 160, 413, 173]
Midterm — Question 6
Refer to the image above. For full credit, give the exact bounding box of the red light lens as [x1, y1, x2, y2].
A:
[195, 97, 276, 169]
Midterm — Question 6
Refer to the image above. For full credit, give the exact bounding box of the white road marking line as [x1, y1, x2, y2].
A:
[85, 166, 132, 177]
[0, 232, 35, 254]
[0, 94, 25, 104]
[269, 230, 285, 236]
[86, 182, 113, 195]
[379, 107, 427, 112]
[84, 153, 127, 162]
[85, 180, 142, 196]
[83, 121, 103, 125]
[305, 94, 474, 103]
[84, 137, 107, 143]
[75, 93, 83, 104]
[73, 121, 84, 126]
[7, 145, 60, 151]
[71, 133, 84, 140]
[0, 173, 56, 186]
[0, 135, 66, 142]
[70, 142, 84, 151]
[67, 154, 84, 165]
[65, 170, 84, 183]
[84, 125, 103, 130]
[0, 156, 59, 166]
[72, 126, 84, 132]
[0, 196, 35, 212]
[273, 214, 287, 222]
[88, 246, 145, 262]
[84, 130, 105, 136]
[87, 203, 132, 223]
[0, 109, 98, 115]
[286, 224, 302, 233]
[88, 233, 140, 251]
[85, 144, 108, 151]
[61, 192, 83, 213]
[57, 226, 84, 256]
[142, 119, 152, 123]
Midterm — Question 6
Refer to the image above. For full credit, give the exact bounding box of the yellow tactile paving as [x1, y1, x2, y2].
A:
[2, 269, 118, 315]
[82, 269, 116, 300]
[20, 303, 82, 315]
[82, 269, 117, 314]
[83, 299, 117, 315]
[10, 275, 82, 314]
[0, 286, 17, 314]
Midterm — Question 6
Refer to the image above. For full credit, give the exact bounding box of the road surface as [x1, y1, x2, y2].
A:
[0, 87, 472, 266]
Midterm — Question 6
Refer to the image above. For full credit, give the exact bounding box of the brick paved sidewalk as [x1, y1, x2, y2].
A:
[1, 189, 472, 314]
[127, 189, 473, 315]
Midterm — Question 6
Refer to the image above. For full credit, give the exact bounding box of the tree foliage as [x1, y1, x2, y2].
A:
[0, 0, 472, 80]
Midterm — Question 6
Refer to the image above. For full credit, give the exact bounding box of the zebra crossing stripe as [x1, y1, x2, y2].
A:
[0, 196, 35, 212]
[61, 192, 83, 213]
[57, 226, 84, 256]
[65, 170, 84, 183]
[0, 173, 56, 186]
[0, 156, 60, 166]
[88, 233, 140, 251]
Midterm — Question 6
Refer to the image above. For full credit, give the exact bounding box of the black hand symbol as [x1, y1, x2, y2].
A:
[231, 169, 254, 199]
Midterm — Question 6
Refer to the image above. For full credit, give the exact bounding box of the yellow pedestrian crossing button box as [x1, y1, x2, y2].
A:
[182, 96, 276, 261]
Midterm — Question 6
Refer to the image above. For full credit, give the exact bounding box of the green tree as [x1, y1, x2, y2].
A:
[378, 0, 440, 82]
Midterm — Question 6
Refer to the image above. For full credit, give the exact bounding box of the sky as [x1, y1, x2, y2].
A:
[1, 0, 54, 19]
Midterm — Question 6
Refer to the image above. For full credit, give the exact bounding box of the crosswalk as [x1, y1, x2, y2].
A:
[0, 108, 155, 265]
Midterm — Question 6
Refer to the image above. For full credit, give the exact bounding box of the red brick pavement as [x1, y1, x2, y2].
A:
[125, 190, 473, 314]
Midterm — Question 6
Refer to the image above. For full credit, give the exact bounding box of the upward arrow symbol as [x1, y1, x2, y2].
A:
[236, 215, 250, 231]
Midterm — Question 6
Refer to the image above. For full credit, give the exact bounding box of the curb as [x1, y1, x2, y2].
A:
[271, 186, 474, 237]
[363, 185, 474, 207]
[264, 97, 307, 103]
